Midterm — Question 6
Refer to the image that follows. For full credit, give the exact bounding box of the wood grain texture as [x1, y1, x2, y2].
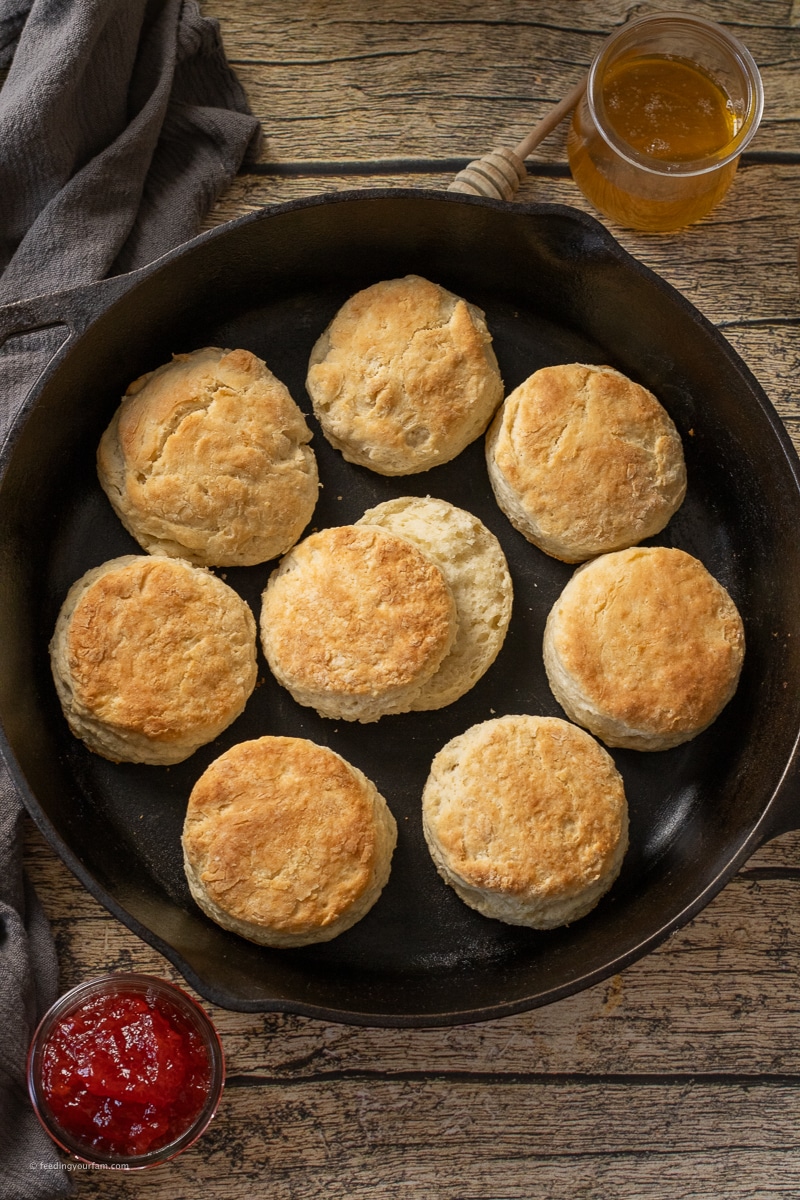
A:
[21, 1, 800, 1196]
[209, 0, 800, 159]
[22, 826, 800, 1199]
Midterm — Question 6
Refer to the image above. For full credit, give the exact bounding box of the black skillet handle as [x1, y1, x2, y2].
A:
[0, 272, 140, 346]
[0, 273, 141, 428]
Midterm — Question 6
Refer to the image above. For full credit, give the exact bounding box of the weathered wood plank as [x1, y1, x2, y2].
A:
[44, 1077, 800, 1200]
[209, 0, 795, 27]
[204, 0, 800, 160]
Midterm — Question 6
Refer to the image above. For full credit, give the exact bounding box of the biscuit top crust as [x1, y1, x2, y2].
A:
[261, 525, 457, 696]
[183, 737, 381, 933]
[424, 715, 627, 899]
[98, 347, 317, 565]
[64, 556, 256, 743]
[356, 494, 513, 706]
[490, 363, 686, 558]
[549, 547, 745, 736]
[306, 275, 503, 473]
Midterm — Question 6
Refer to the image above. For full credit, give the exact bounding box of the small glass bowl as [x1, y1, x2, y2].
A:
[27, 973, 225, 1170]
[567, 12, 764, 231]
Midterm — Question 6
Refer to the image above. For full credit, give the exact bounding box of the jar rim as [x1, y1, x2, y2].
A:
[586, 11, 764, 178]
[27, 972, 226, 1170]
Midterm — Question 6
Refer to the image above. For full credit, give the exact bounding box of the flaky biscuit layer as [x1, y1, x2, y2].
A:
[260, 524, 458, 721]
[98, 347, 318, 566]
[543, 546, 745, 750]
[356, 495, 512, 709]
[50, 555, 257, 764]
[422, 715, 628, 929]
[182, 736, 397, 947]
[487, 363, 686, 561]
[306, 275, 504, 475]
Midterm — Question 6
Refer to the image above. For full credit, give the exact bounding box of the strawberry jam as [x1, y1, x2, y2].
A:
[28, 975, 224, 1165]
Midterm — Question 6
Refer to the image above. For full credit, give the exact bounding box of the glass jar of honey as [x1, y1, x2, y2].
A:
[567, 13, 763, 232]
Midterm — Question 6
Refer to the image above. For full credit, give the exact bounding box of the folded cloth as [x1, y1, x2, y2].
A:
[0, 0, 262, 299]
[0, 1, 261, 1193]
[0, 778, 66, 1197]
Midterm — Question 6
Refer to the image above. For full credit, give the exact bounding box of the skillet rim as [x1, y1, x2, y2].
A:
[4, 187, 800, 1027]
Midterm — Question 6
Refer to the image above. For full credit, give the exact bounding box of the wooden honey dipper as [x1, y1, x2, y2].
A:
[448, 76, 587, 201]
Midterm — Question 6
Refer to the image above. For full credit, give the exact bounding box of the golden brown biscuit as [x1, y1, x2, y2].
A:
[356, 495, 512, 709]
[306, 275, 504, 475]
[422, 715, 628, 929]
[486, 362, 686, 561]
[543, 546, 745, 750]
[259, 524, 458, 722]
[182, 736, 397, 947]
[97, 347, 318, 567]
[49, 555, 257, 764]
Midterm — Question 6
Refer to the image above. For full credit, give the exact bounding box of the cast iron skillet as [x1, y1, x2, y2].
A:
[2, 190, 800, 1028]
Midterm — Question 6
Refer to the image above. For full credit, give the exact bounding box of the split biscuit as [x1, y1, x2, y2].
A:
[356, 495, 512, 709]
[422, 715, 628, 929]
[543, 546, 745, 751]
[49, 555, 257, 765]
[182, 736, 397, 947]
[259, 524, 458, 722]
[486, 362, 687, 561]
[306, 275, 504, 475]
[97, 346, 318, 567]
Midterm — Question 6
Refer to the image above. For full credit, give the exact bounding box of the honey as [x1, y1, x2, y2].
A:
[566, 15, 763, 232]
[603, 55, 735, 162]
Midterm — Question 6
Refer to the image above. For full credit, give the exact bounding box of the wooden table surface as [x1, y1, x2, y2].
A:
[22, 2, 800, 1196]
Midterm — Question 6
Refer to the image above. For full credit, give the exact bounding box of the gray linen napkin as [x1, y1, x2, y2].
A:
[0, 781, 65, 1198]
[0, 1, 261, 1193]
